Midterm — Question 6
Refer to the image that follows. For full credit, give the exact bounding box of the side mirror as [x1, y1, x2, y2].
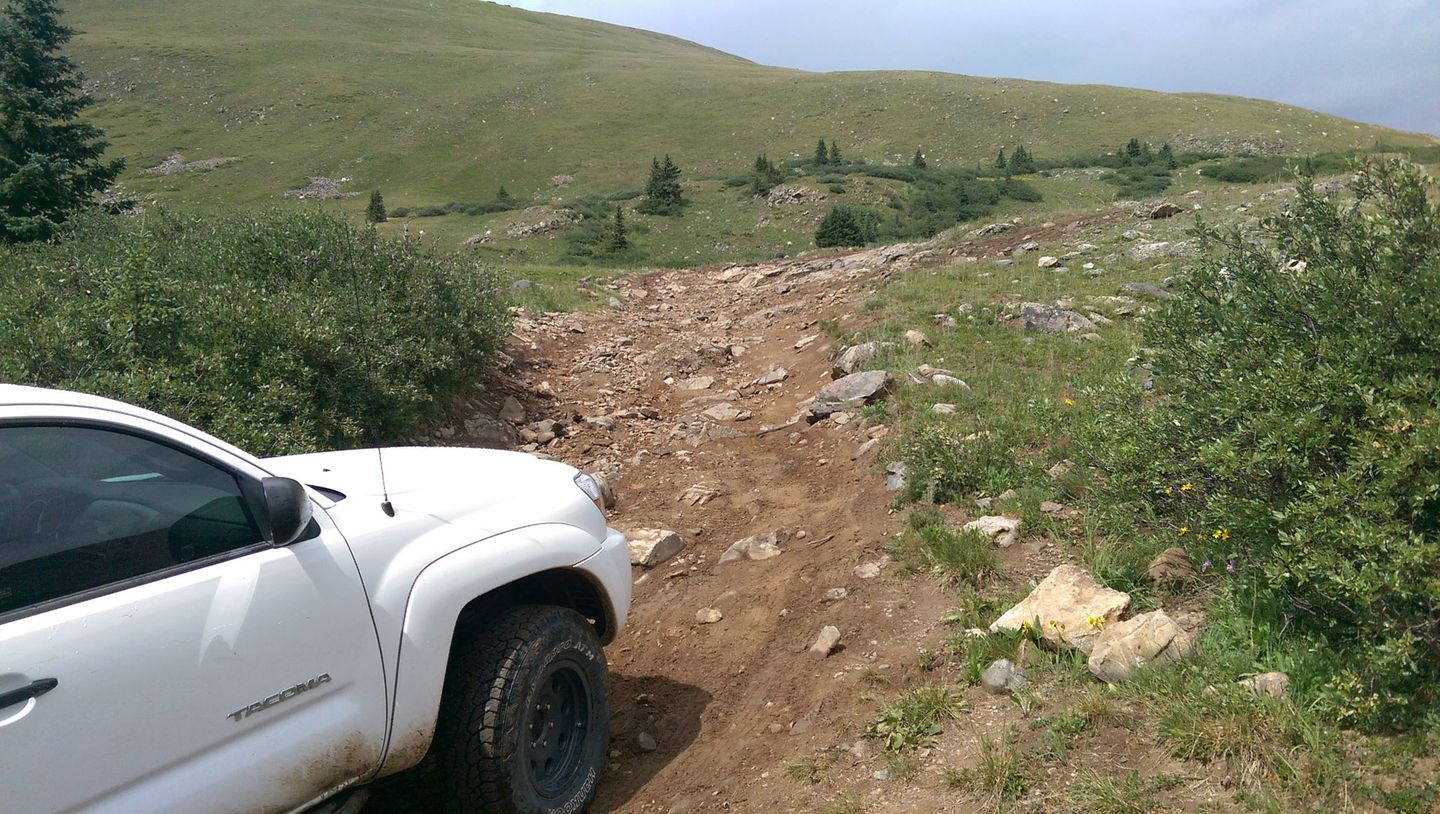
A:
[261, 477, 314, 546]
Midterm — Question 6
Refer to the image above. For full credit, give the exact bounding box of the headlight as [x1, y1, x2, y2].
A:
[573, 472, 605, 512]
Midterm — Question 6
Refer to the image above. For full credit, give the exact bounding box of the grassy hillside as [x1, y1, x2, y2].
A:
[66, 0, 1435, 216]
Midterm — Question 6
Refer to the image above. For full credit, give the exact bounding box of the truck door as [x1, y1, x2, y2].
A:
[0, 419, 389, 814]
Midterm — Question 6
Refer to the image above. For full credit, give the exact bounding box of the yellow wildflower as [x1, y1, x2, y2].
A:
[1180, 483, 1193, 491]
[1178, 526, 1188, 536]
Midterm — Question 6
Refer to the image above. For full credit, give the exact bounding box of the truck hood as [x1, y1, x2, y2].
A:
[264, 446, 605, 538]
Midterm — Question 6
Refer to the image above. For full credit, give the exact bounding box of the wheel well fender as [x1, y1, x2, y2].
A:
[378, 524, 613, 777]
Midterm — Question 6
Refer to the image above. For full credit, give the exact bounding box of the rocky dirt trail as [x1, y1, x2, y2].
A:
[443, 236, 1110, 813]
[394, 216, 1243, 813]
[491, 244, 954, 812]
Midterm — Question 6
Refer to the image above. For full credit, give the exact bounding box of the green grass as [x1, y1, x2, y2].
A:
[1067, 770, 1180, 813]
[945, 730, 1032, 804]
[864, 685, 966, 752]
[65, 0, 1433, 221]
[890, 506, 1000, 583]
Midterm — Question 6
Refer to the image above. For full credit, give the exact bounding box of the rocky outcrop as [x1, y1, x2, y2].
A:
[1020, 303, 1097, 334]
[505, 208, 582, 238]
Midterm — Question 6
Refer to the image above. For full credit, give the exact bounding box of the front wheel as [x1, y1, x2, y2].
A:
[431, 605, 609, 814]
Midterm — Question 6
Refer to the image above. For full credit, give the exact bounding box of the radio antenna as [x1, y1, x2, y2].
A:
[377, 447, 395, 517]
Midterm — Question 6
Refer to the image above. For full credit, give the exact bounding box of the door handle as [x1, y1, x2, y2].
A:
[0, 678, 58, 710]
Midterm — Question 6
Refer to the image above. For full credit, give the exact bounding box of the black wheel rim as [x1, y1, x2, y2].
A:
[521, 657, 592, 798]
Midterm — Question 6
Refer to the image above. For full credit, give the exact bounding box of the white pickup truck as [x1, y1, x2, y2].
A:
[0, 384, 631, 814]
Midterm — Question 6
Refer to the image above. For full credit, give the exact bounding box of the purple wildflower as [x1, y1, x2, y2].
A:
[1226, 560, 1236, 574]
[1201, 559, 1212, 574]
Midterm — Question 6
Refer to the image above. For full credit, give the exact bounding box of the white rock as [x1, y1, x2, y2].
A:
[1088, 609, 1193, 684]
[696, 608, 724, 624]
[1239, 671, 1290, 699]
[963, 515, 1022, 547]
[990, 565, 1131, 653]
[809, 626, 842, 659]
[1038, 256, 1061, 268]
[719, 529, 790, 563]
[627, 528, 686, 568]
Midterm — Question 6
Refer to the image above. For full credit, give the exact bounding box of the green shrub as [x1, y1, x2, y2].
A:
[388, 206, 411, 218]
[413, 205, 447, 217]
[1079, 160, 1440, 729]
[0, 209, 509, 456]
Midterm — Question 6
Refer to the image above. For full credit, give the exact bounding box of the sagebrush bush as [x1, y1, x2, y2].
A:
[0, 209, 510, 455]
[1080, 160, 1440, 728]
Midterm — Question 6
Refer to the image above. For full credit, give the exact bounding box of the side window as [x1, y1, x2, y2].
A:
[0, 424, 264, 616]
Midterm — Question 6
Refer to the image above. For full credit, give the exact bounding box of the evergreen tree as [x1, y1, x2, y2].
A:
[1125, 137, 1143, 159]
[605, 205, 629, 252]
[751, 153, 783, 195]
[1007, 145, 1035, 174]
[815, 138, 830, 165]
[912, 149, 927, 170]
[0, 0, 124, 242]
[1158, 143, 1177, 169]
[995, 147, 1007, 171]
[638, 154, 685, 215]
[815, 205, 865, 248]
[366, 189, 386, 223]
[828, 140, 842, 165]
[496, 184, 513, 204]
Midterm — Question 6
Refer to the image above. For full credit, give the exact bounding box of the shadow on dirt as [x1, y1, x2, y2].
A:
[591, 672, 712, 812]
[359, 672, 710, 813]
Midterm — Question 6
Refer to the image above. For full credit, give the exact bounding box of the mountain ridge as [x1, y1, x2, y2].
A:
[63, 0, 1436, 209]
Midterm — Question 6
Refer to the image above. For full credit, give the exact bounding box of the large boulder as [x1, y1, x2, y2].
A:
[627, 529, 685, 568]
[1087, 609, 1193, 684]
[1020, 303, 1097, 334]
[990, 565, 1131, 653]
[808, 370, 893, 422]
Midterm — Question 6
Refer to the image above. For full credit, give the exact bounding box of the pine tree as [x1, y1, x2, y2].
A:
[1125, 138, 1143, 159]
[1158, 143, 1177, 169]
[605, 205, 629, 252]
[995, 147, 1007, 171]
[366, 189, 386, 223]
[0, 0, 124, 242]
[912, 149, 927, 170]
[751, 153, 783, 195]
[1007, 145, 1035, 174]
[815, 205, 865, 248]
[638, 154, 685, 215]
[496, 184, 513, 204]
[828, 140, 842, 165]
[815, 138, 830, 165]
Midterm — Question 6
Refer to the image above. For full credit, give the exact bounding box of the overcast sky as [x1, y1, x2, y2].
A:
[502, 0, 1440, 136]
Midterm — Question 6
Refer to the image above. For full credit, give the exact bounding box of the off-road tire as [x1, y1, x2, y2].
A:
[430, 605, 608, 814]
